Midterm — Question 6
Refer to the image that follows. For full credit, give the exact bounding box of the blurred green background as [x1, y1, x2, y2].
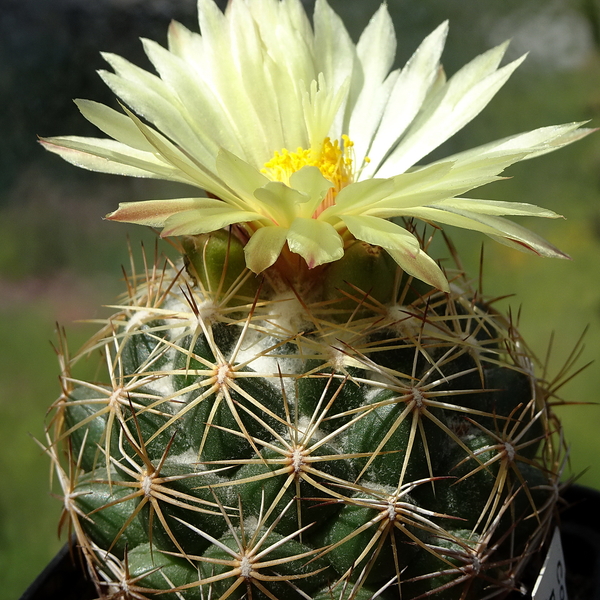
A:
[1, 0, 599, 597]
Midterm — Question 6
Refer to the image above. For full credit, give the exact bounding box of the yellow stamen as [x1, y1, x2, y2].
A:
[262, 136, 355, 216]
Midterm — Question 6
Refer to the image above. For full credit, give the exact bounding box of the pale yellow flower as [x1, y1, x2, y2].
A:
[41, 0, 592, 291]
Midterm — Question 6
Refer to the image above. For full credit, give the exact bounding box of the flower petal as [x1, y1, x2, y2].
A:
[405, 205, 570, 258]
[347, 4, 397, 160]
[74, 99, 156, 151]
[167, 19, 204, 64]
[161, 205, 264, 237]
[243, 0, 315, 150]
[332, 164, 449, 216]
[223, 1, 283, 148]
[286, 217, 344, 268]
[117, 106, 205, 180]
[254, 181, 309, 227]
[342, 213, 449, 290]
[433, 198, 562, 218]
[251, 166, 333, 225]
[385, 246, 450, 292]
[376, 43, 526, 177]
[341, 214, 420, 252]
[39, 136, 193, 182]
[302, 73, 350, 150]
[289, 166, 334, 216]
[215, 149, 269, 212]
[244, 225, 289, 273]
[355, 3, 396, 83]
[196, 0, 284, 163]
[325, 177, 396, 216]
[351, 143, 572, 219]
[361, 21, 449, 178]
[100, 53, 216, 167]
[363, 156, 519, 216]
[141, 37, 245, 159]
[313, 0, 356, 134]
[106, 198, 228, 227]
[441, 121, 593, 164]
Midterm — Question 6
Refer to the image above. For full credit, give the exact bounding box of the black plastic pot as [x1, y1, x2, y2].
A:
[19, 542, 96, 600]
[560, 484, 600, 600]
[20, 484, 600, 600]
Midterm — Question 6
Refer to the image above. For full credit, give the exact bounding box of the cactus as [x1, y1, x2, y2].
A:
[41, 1, 589, 598]
[47, 232, 565, 599]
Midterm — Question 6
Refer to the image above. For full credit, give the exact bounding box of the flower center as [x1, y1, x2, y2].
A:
[262, 136, 354, 216]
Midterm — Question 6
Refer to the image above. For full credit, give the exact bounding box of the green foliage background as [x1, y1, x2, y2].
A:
[1, 0, 599, 597]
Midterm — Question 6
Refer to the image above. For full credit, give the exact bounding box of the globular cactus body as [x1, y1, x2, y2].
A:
[48, 233, 562, 600]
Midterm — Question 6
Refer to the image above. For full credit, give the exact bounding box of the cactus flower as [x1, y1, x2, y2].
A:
[41, 0, 592, 290]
